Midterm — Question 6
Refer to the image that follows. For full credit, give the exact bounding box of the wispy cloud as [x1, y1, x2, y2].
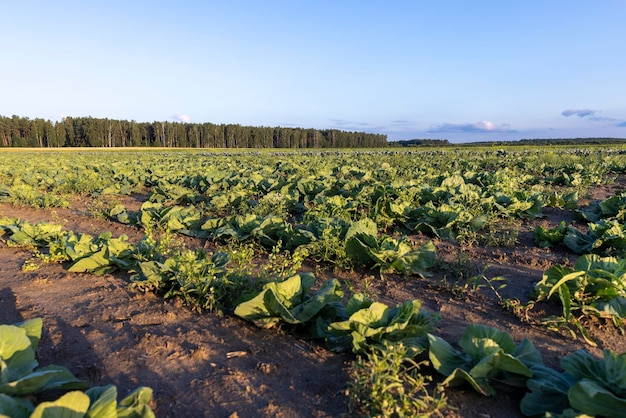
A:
[328, 119, 376, 129]
[561, 109, 595, 118]
[173, 113, 191, 123]
[561, 108, 626, 126]
[428, 120, 515, 133]
[278, 121, 302, 127]
[590, 115, 622, 123]
[327, 119, 425, 135]
[387, 120, 420, 130]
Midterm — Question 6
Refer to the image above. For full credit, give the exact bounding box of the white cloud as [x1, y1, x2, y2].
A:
[475, 120, 495, 130]
[173, 113, 191, 123]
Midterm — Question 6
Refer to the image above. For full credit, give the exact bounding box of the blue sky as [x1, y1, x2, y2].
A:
[1, 1, 625, 143]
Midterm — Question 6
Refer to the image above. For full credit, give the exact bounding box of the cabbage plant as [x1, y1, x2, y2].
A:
[234, 273, 344, 332]
[521, 349, 626, 417]
[325, 295, 440, 354]
[428, 324, 542, 396]
[0, 318, 155, 417]
[0, 318, 86, 397]
[344, 218, 436, 276]
[533, 254, 626, 334]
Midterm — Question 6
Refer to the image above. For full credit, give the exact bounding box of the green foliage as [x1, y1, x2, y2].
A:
[134, 227, 179, 261]
[131, 249, 247, 313]
[258, 243, 309, 281]
[428, 324, 542, 396]
[533, 254, 626, 341]
[344, 219, 436, 276]
[137, 202, 205, 237]
[545, 190, 579, 210]
[234, 276, 439, 354]
[149, 182, 203, 205]
[1, 184, 70, 208]
[534, 221, 568, 248]
[0, 318, 87, 397]
[220, 241, 256, 278]
[491, 191, 545, 219]
[304, 217, 350, 267]
[234, 273, 344, 331]
[0, 318, 154, 417]
[579, 192, 626, 223]
[344, 218, 383, 265]
[67, 232, 135, 275]
[1, 147, 626, 416]
[347, 341, 450, 418]
[563, 349, 626, 417]
[403, 202, 488, 241]
[520, 364, 577, 417]
[521, 349, 626, 417]
[0, 216, 253, 315]
[564, 219, 626, 255]
[202, 213, 315, 251]
[3, 148, 611, 281]
[325, 296, 440, 354]
[28, 386, 154, 418]
[0, 218, 137, 275]
[536, 192, 626, 255]
[0, 218, 65, 248]
[251, 191, 289, 217]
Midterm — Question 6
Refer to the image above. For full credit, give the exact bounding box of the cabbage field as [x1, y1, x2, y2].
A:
[1, 146, 625, 417]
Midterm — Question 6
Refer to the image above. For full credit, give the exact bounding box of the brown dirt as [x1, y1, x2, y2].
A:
[1, 183, 625, 417]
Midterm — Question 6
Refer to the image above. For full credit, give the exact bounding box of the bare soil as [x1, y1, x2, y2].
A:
[1, 180, 625, 417]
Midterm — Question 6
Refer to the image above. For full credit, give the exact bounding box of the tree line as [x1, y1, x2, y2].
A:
[391, 138, 451, 147]
[0, 115, 388, 148]
[464, 137, 626, 147]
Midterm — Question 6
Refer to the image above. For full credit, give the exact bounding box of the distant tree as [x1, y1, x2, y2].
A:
[395, 138, 451, 147]
[0, 114, 389, 148]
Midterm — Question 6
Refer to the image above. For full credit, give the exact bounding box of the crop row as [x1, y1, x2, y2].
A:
[2, 213, 625, 416]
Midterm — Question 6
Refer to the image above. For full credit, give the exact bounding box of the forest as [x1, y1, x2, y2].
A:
[0, 115, 388, 148]
[392, 138, 451, 147]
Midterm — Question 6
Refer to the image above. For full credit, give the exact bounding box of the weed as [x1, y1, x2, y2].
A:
[438, 251, 482, 283]
[466, 269, 507, 297]
[305, 224, 350, 269]
[501, 298, 536, 323]
[21, 246, 69, 272]
[136, 225, 183, 260]
[540, 315, 597, 347]
[220, 241, 256, 278]
[455, 225, 478, 248]
[258, 242, 309, 282]
[480, 218, 519, 247]
[165, 250, 251, 314]
[85, 197, 119, 220]
[344, 275, 379, 301]
[347, 341, 451, 417]
[361, 276, 378, 300]
[251, 192, 287, 217]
